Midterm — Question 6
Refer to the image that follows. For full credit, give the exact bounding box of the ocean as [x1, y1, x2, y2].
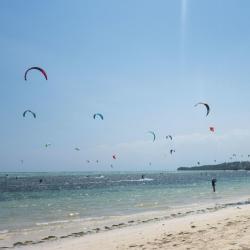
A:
[1, 170, 250, 247]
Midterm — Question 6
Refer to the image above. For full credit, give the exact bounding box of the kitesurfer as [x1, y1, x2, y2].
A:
[211, 178, 217, 192]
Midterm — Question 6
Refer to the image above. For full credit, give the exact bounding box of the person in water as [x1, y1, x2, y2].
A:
[211, 178, 217, 192]
[141, 174, 145, 179]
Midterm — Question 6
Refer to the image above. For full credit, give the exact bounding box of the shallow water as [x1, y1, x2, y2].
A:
[1, 170, 250, 232]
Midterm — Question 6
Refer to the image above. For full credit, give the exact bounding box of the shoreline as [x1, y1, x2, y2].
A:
[11, 203, 250, 250]
[1, 197, 250, 249]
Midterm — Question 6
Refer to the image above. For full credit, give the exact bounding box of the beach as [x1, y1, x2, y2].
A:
[8, 204, 250, 250]
[2, 171, 250, 249]
[2, 0, 250, 248]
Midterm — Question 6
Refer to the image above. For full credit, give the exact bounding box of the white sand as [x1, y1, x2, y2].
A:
[16, 205, 250, 250]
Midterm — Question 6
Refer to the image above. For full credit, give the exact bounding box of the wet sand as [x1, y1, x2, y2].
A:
[12, 204, 250, 250]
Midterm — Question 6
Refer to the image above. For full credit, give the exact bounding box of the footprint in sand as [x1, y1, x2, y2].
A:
[162, 240, 171, 244]
[198, 230, 206, 233]
[129, 244, 137, 248]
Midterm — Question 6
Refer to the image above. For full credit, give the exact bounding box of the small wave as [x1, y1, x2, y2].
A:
[18, 204, 29, 208]
[69, 212, 80, 217]
[0, 229, 9, 234]
[94, 175, 105, 179]
[36, 220, 69, 226]
[142, 178, 154, 181]
[111, 178, 154, 183]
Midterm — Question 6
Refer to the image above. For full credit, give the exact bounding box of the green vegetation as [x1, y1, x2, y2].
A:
[177, 161, 250, 171]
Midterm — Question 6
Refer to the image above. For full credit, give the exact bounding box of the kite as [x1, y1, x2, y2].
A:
[24, 67, 48, 81]
[93, 113, 104, 120]
[209, 127, 215, 132]
[170, 149, 175, 154]
[23, 110, 36, 118]
[148, 131, 156, 142]
[194, 102, 210, 116]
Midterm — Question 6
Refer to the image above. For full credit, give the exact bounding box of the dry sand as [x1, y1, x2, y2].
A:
[15, 204, 250, 250]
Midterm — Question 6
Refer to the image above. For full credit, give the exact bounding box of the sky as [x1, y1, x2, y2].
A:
[1, 0, 250, 171]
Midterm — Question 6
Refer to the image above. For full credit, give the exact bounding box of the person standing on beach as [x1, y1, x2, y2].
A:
[211, 178, 217, 192]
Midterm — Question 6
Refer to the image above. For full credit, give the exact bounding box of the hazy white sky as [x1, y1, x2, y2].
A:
[1, 0, 250, 171]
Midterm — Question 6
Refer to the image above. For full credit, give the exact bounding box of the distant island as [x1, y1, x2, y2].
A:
[177, 161, 250, 171]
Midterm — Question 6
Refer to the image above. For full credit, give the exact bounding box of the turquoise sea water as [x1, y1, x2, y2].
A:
[1, 171, 250, 232]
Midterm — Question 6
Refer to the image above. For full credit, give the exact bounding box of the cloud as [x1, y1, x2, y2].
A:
[91, 129, 250, 170]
